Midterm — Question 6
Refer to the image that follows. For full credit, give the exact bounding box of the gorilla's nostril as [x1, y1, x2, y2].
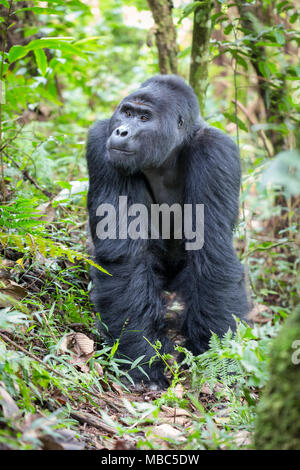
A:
[115, 126, 128, 138]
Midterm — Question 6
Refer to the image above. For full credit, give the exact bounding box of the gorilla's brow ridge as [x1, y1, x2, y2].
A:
[129, 92, 156, 106]
[122, 102, 152, 115]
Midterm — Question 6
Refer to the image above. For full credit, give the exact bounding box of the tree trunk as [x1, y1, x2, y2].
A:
[189, 1, 213, 115]
[146, 0, 178, 75]
[236, 0, 286, 155]
[254, 306, 300, 450]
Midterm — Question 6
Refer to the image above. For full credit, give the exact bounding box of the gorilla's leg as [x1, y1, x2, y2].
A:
[90, 255, 172, 387]
[177, 259, 249, 355]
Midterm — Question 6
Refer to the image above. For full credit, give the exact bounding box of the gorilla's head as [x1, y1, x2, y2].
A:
[106, 75, 201, 174]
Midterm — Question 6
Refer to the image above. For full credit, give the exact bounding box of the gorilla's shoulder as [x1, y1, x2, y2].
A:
[192, 125, 239, 162]
[88, 119, 110, 143]
[86, 119, 110, 165]
[194, 125, 238, 153]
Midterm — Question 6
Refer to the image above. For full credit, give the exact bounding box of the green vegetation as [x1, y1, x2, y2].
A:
[254, 306, 300, 450]
[0, 0, 299, 450]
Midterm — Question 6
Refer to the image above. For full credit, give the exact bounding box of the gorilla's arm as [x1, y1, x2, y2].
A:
[186, 126, 241, 233]
[178, 126, 249, 353]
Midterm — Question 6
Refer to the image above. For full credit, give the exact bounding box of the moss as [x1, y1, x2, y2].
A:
[254, 307, 300, 450]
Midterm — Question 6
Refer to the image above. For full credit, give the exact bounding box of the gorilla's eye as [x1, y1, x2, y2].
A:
[178, 116, 184, 128]
[125, 110, 132, 118]
[141, 115, 148, 122]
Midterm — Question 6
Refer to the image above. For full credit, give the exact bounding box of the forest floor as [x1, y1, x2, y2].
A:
[0, 238, 271, 450]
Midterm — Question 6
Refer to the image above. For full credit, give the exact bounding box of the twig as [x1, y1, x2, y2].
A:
[237, 69, 279, 85]
[67, 221, 87, 233]
[0, 122, 25, 154]
[4, 150, 53, 198]
[242, 240, 293, 258]
[69, 410, 117, 435]
[231, 99, 273, 159]
[253, 235, 295, 243]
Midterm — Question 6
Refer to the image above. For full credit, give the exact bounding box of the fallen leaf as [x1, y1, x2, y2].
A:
[0, 384, 21, 418]
[110, 382, 124, 395]
[0, 280, 28, 306]
[37, 202, 56, 224]
[173, 383, 185, 400]
[0, 261, 13, 280]
[157, 406, 191, 426]
[159, 414, 191, 427]
[94, 362, 104, 376]
[248, 303, 273, 323]
[150, 423, 185, 442]
[59, 332, 94, 357]
[74, 332, 94, 355]
[40, 429, 85, 450]
[161, 405, 190, 417]
[57, 332, 103, 375]
[234, 430, 251, 447]
[201, 383, 212, 395]
[114, 437, 136, 450]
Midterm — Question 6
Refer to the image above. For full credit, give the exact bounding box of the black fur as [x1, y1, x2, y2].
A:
[86, 75, 249, 387]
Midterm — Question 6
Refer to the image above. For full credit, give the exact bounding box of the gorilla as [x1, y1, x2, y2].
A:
[86, 75, 249, 388]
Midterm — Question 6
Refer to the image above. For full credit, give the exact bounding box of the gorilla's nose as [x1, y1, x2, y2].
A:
[114, 125, 130, 138]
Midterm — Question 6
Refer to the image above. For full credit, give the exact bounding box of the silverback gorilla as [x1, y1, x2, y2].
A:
[86, 75, 249, 388]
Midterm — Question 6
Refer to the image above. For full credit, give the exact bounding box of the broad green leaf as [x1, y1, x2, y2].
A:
[224, 23, 233, 35]
[25, 38, 87, 59]
[274, 31, 285, 45]
[290, 12, 299, 23]
[8, 45, 29, 63]
[276, 1, 294, 12]
[110, 340, 119, 358]
[0, 0, 9, 7]
[258, 61, 269, 78]
[211, 12, 226, 24]
[34, 48, 48, 76]
[178, 1, 202, 24]
[74, 36, 102, 45]
[10, 38, 86, 66]
[256, 41, 283, 47]
[15, 7, 60, 15]
[236, 55, 248, 70]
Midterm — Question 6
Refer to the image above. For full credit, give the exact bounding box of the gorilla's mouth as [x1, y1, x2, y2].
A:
[110, 148, 135, 156]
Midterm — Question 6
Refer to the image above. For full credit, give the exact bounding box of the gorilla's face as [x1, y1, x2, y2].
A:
[106, 85, 186, 174]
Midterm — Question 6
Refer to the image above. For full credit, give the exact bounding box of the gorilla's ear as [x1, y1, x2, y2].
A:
[178, 116, 184, 128]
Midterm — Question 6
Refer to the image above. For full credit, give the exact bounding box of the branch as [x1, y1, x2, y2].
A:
[4, 150, 53, 198]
